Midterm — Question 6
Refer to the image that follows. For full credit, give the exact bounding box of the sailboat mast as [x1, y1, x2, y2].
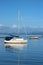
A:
[18, 9, 20, 35]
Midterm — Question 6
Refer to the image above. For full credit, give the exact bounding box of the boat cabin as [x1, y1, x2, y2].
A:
[5, 37, 13, 41]
[5, 35, 20, 41]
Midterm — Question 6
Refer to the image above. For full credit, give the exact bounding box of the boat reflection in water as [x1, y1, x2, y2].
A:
[4, 43, 27, 49]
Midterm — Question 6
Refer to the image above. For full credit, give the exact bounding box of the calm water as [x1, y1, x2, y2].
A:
[0, 35, 43, 65]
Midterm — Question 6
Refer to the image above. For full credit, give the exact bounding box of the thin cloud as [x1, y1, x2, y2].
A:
[29, 26, 43, 28]
[11, 25, 17, 28]
[29, 26, 39, 28]
[0, 24, 4, 27]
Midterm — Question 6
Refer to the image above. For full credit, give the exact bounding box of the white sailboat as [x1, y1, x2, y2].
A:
[4, 10, 27, 44]
[4, 36, 27, 44]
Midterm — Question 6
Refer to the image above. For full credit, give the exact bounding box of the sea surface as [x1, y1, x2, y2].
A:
[0, 35, 43, 65]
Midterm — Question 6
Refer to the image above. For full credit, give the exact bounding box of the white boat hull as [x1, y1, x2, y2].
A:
[4, 40, 27, 44]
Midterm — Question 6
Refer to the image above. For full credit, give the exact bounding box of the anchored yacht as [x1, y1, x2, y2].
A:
[4, 10, 27, 44]
[29, 36, 39, 40]
[4, 36, 27, 44]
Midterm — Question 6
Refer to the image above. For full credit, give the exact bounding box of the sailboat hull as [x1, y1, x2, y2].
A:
[4, 40, 27, 44]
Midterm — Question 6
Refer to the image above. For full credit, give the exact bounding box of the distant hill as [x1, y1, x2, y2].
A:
[0, 26, 43, 35]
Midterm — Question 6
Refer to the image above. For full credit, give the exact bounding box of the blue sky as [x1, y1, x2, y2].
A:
[0, 0, 43, 27]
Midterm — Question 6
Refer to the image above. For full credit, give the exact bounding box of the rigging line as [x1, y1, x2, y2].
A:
[23, 17, 27, 37]
[18, 9, 20, 36]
